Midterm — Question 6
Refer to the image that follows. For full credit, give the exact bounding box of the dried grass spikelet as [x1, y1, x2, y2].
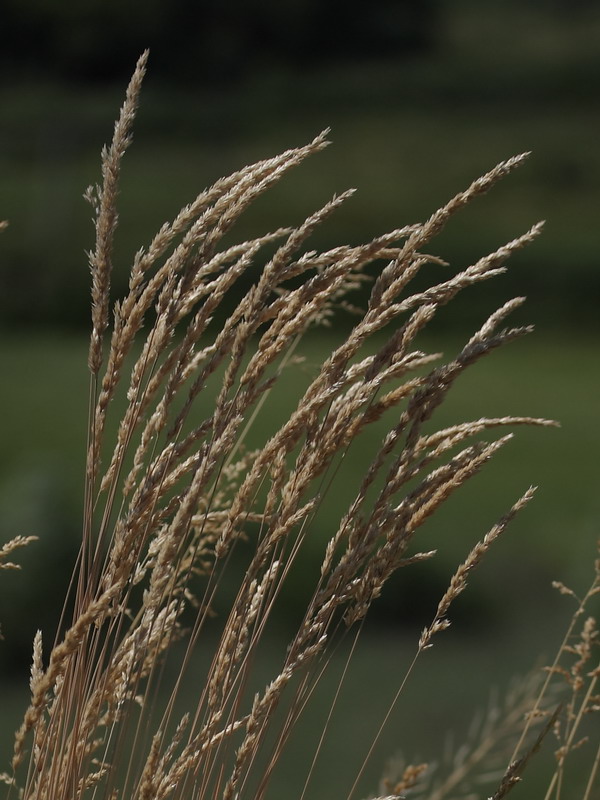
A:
[0, 535, 37, 571]
[9, 54, 559, 800]
[377, 670, 555, 800]
[502, 539, 600, 800]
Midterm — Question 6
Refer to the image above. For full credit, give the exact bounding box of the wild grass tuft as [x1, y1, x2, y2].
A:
[2, 53, 597, 800]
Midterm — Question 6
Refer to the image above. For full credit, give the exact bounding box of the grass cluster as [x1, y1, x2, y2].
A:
[1, 53, 598, 800]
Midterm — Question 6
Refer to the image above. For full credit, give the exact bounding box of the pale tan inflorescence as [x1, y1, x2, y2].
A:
[8, 52, 586, 800]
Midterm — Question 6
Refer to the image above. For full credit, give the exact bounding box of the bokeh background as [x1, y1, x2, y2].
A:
[1, 1, 599, 796]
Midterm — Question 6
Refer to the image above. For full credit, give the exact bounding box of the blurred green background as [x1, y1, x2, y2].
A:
[1, 0, 599, 796]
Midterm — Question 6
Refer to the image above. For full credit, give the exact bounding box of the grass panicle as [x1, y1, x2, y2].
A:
[2, 56, 597, 800]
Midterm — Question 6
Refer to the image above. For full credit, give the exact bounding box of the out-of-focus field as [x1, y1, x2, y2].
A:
[1, 331, 597, 587]
[0, 330, 597, 795]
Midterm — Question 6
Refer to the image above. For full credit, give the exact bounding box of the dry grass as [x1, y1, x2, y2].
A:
[2, 53, 598, 800]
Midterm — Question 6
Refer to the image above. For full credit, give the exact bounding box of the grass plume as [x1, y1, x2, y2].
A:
[2, 53, 596, 800]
